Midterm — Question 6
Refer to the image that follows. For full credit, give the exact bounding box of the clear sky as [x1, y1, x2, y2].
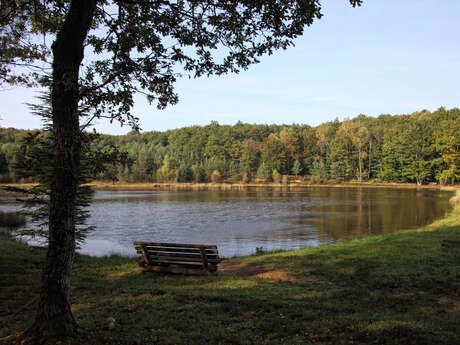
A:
[2, 0, 460, 135]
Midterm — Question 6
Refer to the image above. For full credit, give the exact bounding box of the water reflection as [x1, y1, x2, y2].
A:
[0, 187, 454, 258]
[82, 188, 453, 257]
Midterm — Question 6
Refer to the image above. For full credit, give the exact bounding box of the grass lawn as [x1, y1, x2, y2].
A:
[1, 188, 459, 345]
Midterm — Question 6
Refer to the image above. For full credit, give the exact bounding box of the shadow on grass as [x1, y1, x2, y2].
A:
[1, 225, 459, 344]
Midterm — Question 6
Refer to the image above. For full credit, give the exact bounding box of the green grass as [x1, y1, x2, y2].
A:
[1, 189, 459, 345]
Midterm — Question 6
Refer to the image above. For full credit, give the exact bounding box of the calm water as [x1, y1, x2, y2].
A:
[0, 187, 454, 257]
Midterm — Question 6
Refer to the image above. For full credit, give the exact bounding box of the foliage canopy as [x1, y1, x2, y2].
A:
[2, 0, 361, 128]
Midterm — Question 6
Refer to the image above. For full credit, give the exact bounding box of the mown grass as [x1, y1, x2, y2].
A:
[1, 189, 459, 345]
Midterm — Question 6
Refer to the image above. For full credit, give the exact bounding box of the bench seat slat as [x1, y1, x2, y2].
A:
[142, 246, 218, 254]
[145, 251, 220, 260]
[145, 247, 201, 254]
[148, 259, 219, 266]
[136, 247, 218, 257]
[143, 264, 217, 275]
[134, 241, 217, 249]
[148, 257, 221, 264]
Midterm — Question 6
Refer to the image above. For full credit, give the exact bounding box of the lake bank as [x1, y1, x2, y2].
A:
[1, 181, 451, 193]
[1, 188, 459, 344]
[90, 180, 451, 191]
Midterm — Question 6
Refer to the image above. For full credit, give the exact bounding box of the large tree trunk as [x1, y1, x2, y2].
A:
[29, 0, 96, 341]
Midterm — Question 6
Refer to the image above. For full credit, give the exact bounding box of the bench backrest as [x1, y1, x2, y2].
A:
[133, 241, 220, 270]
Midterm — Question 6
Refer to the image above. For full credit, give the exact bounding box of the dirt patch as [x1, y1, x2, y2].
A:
[219, 262, 270, 276]
[105, 273, 122, 280]
[437, 296, 460, 312]
[219, 262, 300, 282]
[254, 270, 296, 281]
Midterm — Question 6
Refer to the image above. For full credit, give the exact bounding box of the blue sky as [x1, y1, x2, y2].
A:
[2, 0, 460, 134]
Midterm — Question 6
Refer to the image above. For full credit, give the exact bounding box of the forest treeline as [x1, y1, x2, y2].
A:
[1, 107, 460, 185]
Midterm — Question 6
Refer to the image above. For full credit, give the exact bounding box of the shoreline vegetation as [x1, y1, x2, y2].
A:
[1, 180, 451, 194]
[1, 187, 459, 344]
[89, 181, 450, 192]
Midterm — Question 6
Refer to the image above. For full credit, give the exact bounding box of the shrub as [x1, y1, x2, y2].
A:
[257, 162, 272, 181]
[210, 170, 222, 183]
[281, 174, 289, 185]
[272, 169, 282, 183]
[191, 164, 205, 183]
[241, 172, 250, 184]
[0, 211, 26, 229]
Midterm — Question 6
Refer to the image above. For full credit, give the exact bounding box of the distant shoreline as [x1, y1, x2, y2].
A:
[90, 181, 456, 191]
[1, 181, 454, 193]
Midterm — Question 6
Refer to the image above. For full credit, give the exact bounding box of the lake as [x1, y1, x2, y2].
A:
[0, 187, 454, 258]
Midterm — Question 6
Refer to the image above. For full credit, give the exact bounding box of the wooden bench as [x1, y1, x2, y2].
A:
[133, 241, 221, 275]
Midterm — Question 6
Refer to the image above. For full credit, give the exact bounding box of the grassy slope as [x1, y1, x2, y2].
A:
[1, 189, 459, 345]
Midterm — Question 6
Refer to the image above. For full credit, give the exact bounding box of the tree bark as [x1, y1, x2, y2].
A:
[358, 149, 362, 182]
[368, 138, 372, 180]
[29, 0, 96, 341]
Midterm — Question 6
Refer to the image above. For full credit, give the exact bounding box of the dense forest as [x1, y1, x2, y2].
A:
[1, 107, 460, 185]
